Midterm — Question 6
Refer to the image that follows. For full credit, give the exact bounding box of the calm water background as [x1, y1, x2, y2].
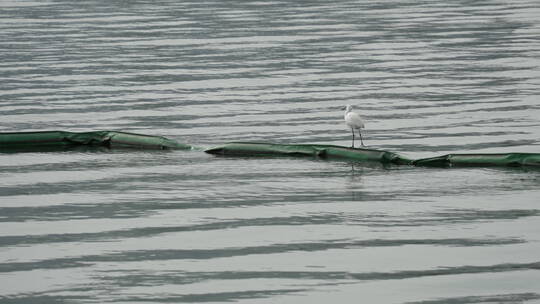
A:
[1, 0, 540, 303]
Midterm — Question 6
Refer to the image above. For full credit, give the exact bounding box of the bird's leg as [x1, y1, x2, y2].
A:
[351, 128, 355, 148]
[358, 129, 365, 147]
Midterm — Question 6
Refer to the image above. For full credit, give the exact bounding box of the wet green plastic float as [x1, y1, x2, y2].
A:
[0, 131, 190, 152]
[204, 142, 413, 165]
[413, 153, 540, 168]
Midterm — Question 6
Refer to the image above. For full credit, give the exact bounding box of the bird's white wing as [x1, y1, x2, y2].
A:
[345, 112, 365, 128]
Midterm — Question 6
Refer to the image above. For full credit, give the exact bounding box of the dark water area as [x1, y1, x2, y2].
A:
[1, 0, 540, 303]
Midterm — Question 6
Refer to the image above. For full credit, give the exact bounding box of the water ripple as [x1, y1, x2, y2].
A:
[1, 0, 540, 302]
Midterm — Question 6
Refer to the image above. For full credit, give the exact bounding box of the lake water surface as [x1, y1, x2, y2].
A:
[1, 0, 540, 303]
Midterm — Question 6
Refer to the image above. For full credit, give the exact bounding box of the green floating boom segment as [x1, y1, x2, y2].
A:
[204, 142, 413, 165]
[413, 153, 540, 168]
[0, 131, 191, 152]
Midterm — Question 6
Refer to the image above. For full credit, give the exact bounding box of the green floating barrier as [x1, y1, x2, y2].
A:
[413, 153, 540, 168]
[205, 142, 540, 168]
[0, 131, 191, 153]
[4, 132, 539, 169]
[205, 142, 413, 165]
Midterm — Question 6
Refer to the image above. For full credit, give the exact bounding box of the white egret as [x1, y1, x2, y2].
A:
[344, 105, 365, 148]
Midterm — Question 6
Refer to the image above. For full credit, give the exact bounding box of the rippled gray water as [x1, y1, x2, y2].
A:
[1, 0, 540, 303]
